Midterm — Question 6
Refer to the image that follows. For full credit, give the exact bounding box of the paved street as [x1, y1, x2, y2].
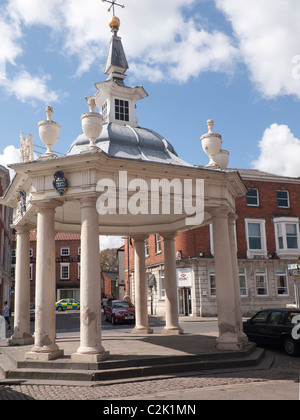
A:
[0, 313, 299, 400]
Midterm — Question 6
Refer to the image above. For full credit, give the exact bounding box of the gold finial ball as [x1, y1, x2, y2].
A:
[109, 16, 121, 29]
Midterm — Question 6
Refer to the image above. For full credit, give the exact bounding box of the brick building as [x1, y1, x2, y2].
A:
[125, 169, 300, 317]
[0, 165, 13, 309]
[11, 233, 117, 307]
[11, 233, 81, 305]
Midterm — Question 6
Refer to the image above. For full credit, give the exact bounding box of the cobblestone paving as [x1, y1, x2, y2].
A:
[0, 350, 299, 400]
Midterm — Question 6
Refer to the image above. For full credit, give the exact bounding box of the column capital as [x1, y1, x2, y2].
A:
[210, 207, 230, 219]
[33, 199, 62, 212]
[131, 234, 149, 242]
[80, 196, 98, 207]
[228, 212, 238, 223]
[10, 224, 32, 233]
[160, 231, 177, 241]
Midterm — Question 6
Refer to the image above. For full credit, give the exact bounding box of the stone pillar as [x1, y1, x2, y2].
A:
[8, 226, 34, 346]
[161, 232, 183, 335]
[228, 213, 248, 345]
[26, 202, 64, 360]
[72, 198, 109, 362]
[131, 235, 153, 334]
[211, 208, 243, 350]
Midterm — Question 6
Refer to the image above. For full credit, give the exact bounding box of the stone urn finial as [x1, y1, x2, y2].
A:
[81, 98, 103, 151]
[200, 119, 222, 168]
[38, 106, 61, 159]
[88, 98, 96, 113]
[207, 119, 214, 133]
[45, 106, 54, 121]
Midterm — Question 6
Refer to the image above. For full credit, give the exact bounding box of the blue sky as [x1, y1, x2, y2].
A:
[1, 0, 300, 181]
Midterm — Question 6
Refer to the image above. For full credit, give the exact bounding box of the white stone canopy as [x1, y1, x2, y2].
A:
[0, 16, 248, 361]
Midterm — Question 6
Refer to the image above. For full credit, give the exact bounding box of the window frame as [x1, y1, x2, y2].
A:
[245, 218, 267, 259]
[275, 267, 289, 296]
[255, 268, 269, 296]
[61, 247, 70, 257]
[115, 99, 129, 122]
[273, 217, 300, 259]
[277, 190, 289, 208]
[60, 263, 70, 280]
[159, 270, 165, 299]
[239, 267, 248, 297]
[155, 234, 161, 254]
[209, 266, 216, 297]
[246, 188, 259, 207]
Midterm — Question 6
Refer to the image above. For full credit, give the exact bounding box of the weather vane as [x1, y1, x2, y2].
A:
[102, 0, 125, 15]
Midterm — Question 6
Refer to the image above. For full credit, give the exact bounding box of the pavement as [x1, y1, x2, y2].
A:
[0, 315, 299, 400]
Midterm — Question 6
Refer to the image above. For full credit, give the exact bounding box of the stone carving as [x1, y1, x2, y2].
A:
[20, 132, 34, 162]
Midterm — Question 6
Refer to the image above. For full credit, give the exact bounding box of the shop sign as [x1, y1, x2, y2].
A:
[177, 267, 192, 288]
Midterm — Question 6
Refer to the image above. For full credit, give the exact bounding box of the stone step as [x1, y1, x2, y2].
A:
[13, 343, 257, 371]
[2, 346, 266, 383]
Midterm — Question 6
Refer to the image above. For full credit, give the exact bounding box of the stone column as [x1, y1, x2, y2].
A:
[72, 198, 109, 362]
[161, 232, 183, 335]
[228, 213, 248, 346]
[211, 208, 243, 350]
[26, 202, 64, 360]
[131, 235, 153, 334]
[8, 225, 33, 346]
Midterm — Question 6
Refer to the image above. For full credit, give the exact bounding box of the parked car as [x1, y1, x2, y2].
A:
[243, 308, 300, 356]
[30, 302, 35, 321]
[55, 299, 80, 312]
[105, 300, 135, 325]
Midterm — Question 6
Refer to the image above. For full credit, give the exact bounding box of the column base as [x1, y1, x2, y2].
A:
[71, 351, 110, 363]
[131, 326, 153, 335]
[161, 327, 184, 335]
[215, 334, 244, 351]
[8, 333, 34, 346]
[238, 331, 249, 346]
[25, 349, 64, 361]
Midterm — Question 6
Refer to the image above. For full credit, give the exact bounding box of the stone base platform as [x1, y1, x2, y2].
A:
[0, 333, 269, 383]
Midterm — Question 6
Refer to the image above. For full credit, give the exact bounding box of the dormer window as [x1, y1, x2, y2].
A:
[115, 99, 129, 122]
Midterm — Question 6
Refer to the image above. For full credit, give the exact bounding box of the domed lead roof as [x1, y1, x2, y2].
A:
[67, 122, 192, 167]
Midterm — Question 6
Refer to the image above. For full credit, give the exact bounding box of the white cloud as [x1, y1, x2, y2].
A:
[252, 124, 300, 177]
[0, 145, 20, 180]
[0, 3, 61, 105]
[5, 0, 238, 83]
[0, 71, 60, 104]
[100, 236, 124, 251]
[215, 0, 300, 98]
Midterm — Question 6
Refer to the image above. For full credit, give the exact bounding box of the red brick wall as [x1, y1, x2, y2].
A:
[125, 178, 300, 280]
[235, 180, 300, 258]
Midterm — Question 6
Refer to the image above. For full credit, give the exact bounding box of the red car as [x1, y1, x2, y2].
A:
[105, 300, 135, 325]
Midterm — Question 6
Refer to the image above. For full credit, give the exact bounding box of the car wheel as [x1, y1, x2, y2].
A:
[57, 306, 64, 312]
[284, 337, 300, 357]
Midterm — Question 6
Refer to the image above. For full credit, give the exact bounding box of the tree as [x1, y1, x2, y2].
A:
[100, 248, 118, 272]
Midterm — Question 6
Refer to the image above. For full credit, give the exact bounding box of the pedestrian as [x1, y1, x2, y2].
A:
[2, 301, 11, 330]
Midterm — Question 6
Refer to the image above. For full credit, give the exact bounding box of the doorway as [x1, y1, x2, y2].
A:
[178, 288, 192, 316]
